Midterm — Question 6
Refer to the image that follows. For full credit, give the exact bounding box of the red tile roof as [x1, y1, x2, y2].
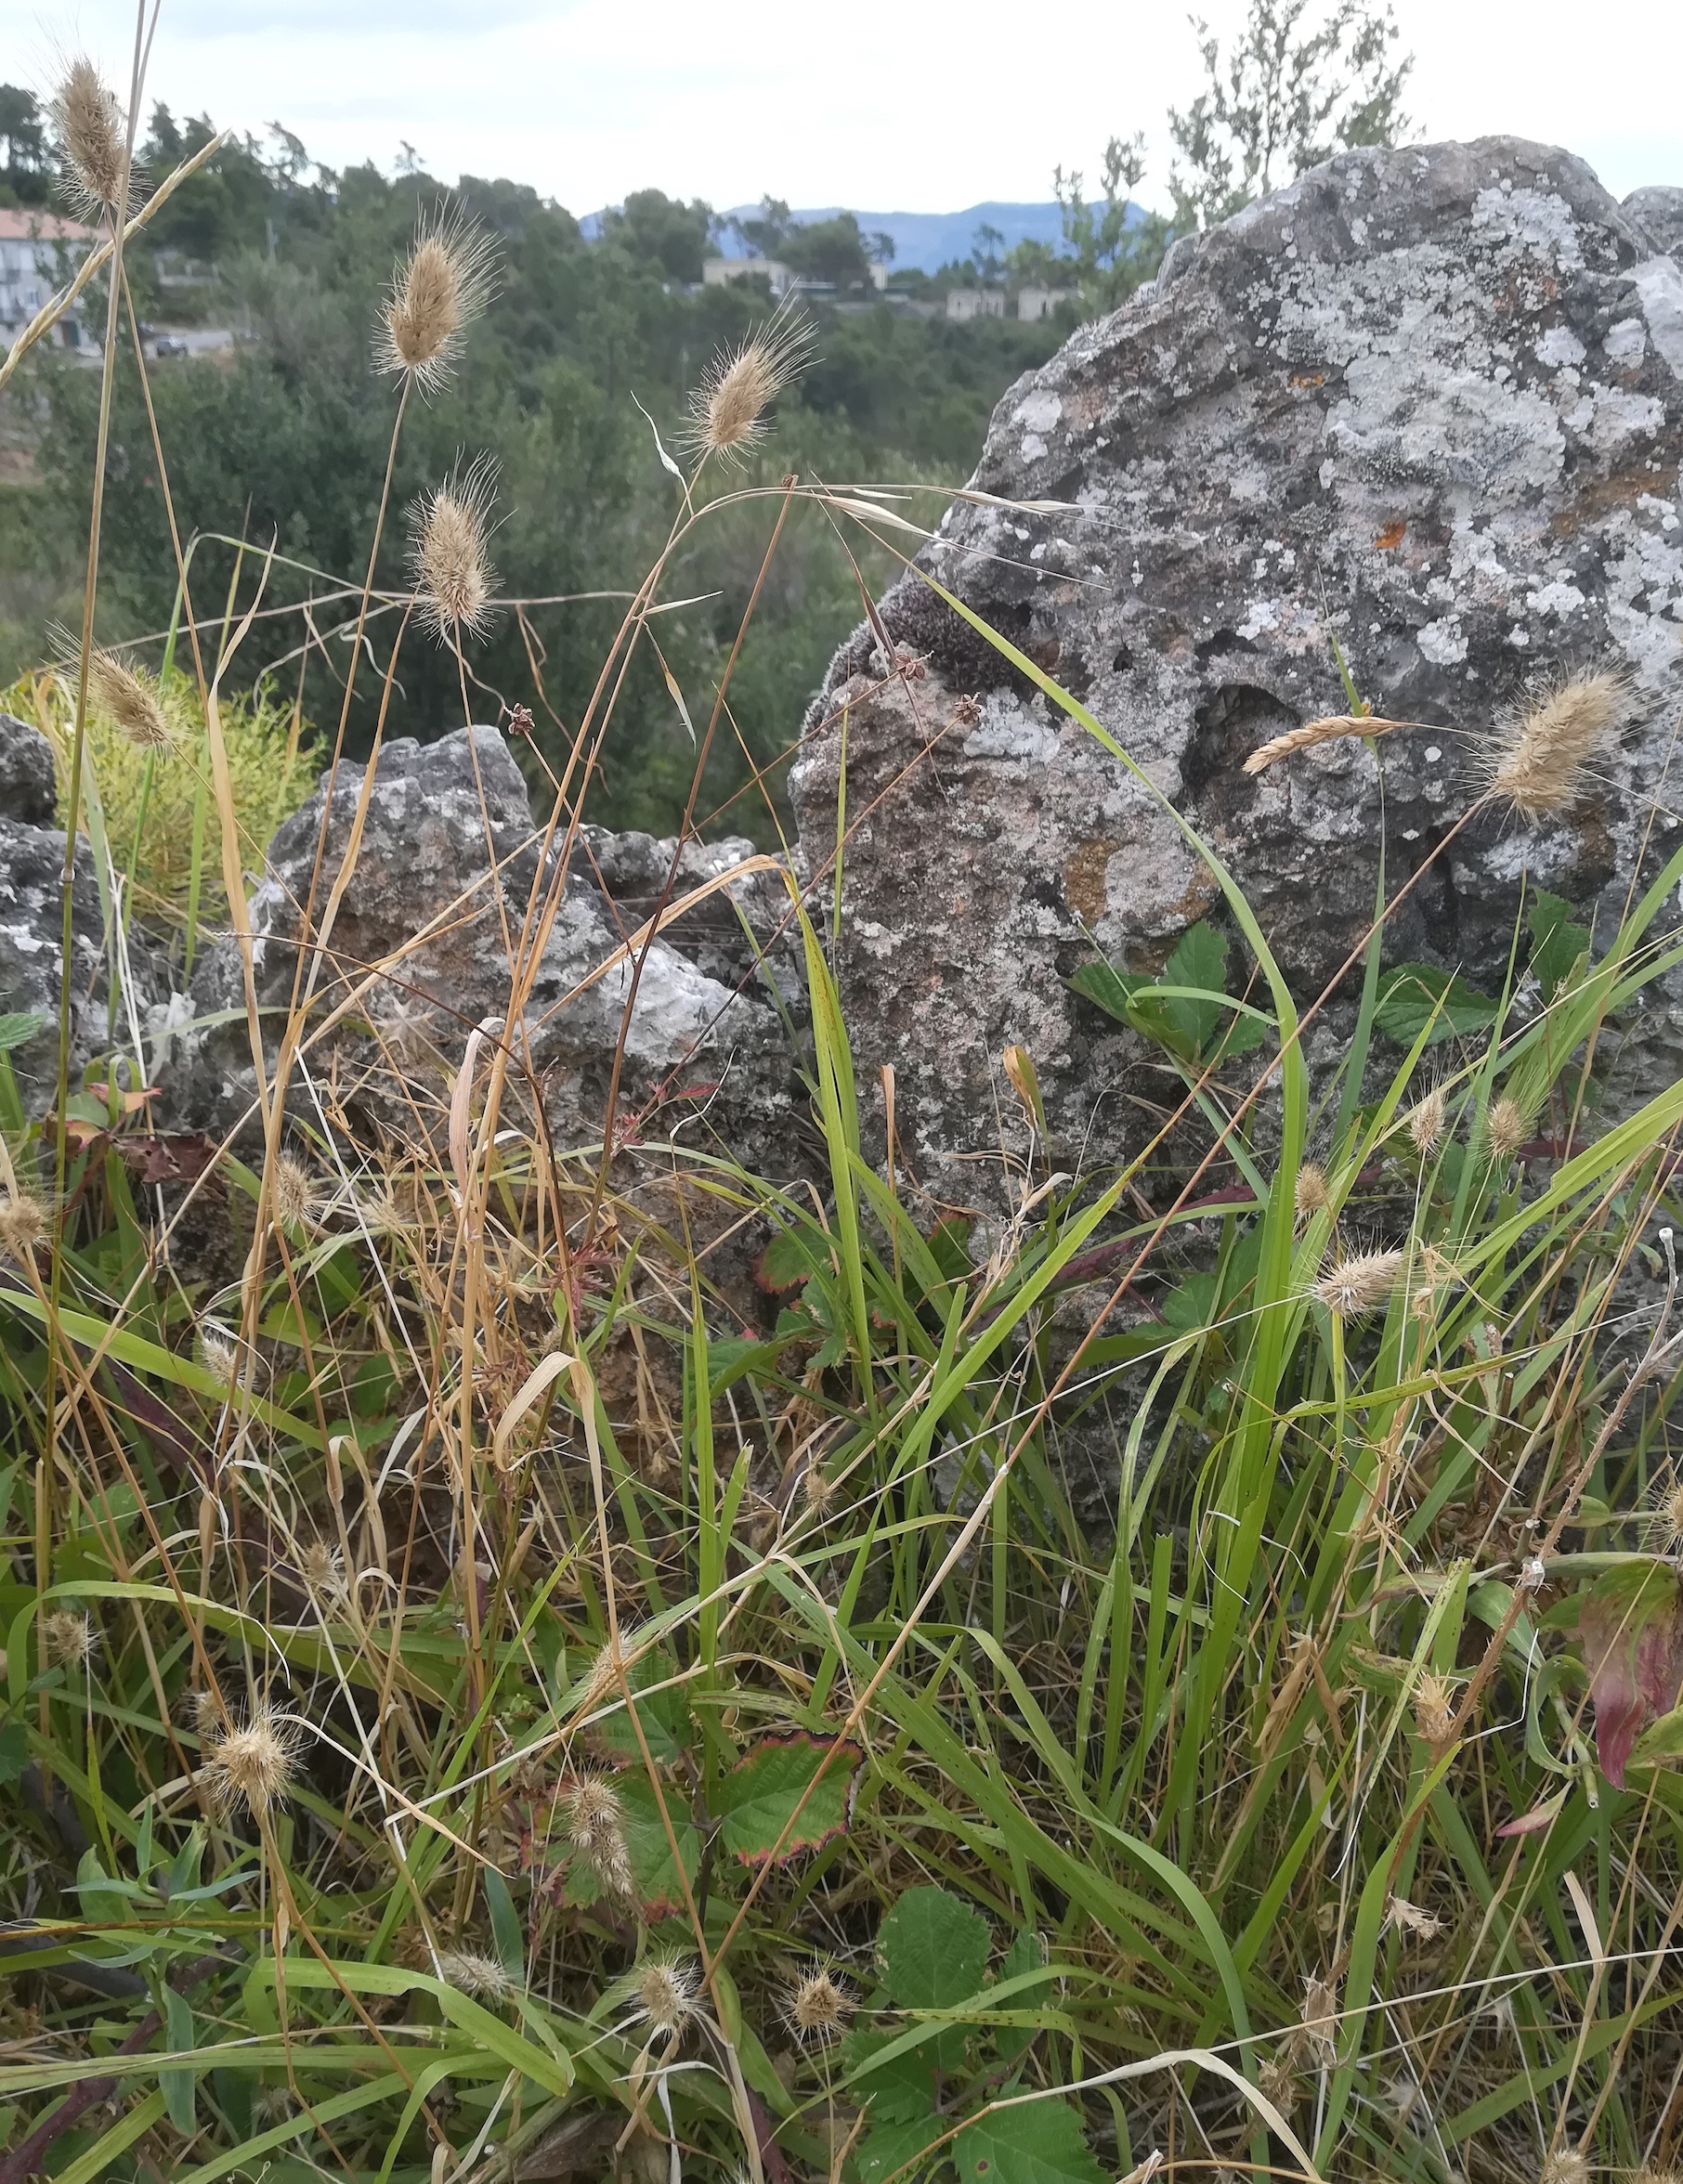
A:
[0, 209, 101, 244]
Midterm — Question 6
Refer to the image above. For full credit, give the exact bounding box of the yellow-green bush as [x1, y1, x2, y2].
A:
[4, 662, 318, 926]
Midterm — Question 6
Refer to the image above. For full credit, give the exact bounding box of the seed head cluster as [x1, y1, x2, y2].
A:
[43, 1610, 96, 1670]
[270, 1151, 321, 1231]
[378, 211, 497, 390]
[1407, 1086, 1447, 1158]
[1413, 1670, 1457, 1755]
[1539, 2151, 1590, 2184]
[783, 1962, 855, 2046]
[0, 1189, 49, 1261]
[633, 1955, 698, 2037]
[1485, 1096, 1528, 1164]
[1487, 672, 1623, 819]
[1312, 1247, 1404, 1320]
[437, 1949, 518, 2002]
[563, 1774, 633, 1899]
[85, 646, 176, 752]
[51, 58, 130, 216]
[685, 313, 811, 465]
[202, 1704, 303, 1819]
[1294, 1162, 1329, 1224]
[410, 456, 500, 642]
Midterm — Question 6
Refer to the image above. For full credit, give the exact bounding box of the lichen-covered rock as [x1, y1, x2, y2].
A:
[791, 137, 1683, 1194]
[174, 728, 804, 1173]
[0, 711, 166, 1112]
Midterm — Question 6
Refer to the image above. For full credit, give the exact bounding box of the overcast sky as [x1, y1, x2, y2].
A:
[34, 0, 1683, 220]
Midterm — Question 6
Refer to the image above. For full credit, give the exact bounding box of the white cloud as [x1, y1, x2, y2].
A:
[33, 0, 1683, 217]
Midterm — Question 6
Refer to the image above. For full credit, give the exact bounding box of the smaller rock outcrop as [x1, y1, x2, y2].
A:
[176, 729, 805, 1176]
[0, 711, 164, 1112]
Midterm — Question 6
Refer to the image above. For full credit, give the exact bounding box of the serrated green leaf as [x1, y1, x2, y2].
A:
[994, 1933, 1042, 2066]
[844, 2033, 940, 2124]
[1164, 920, 1229, 1051]
[0, 1013, 46, 1055]
[955, 2100, 1105, 2184]
[1375, 963, 1498, 1045]
[716, 1732, 865, 1866]
[857, 2111, 950, 2184]
[610, 1771, 701, 1917]
[1065, 960, 1148, 1025]
[1527, 889, 1591, 1001]
[578, 1644, 691, 1763]
[879, 1885, 991, 2018]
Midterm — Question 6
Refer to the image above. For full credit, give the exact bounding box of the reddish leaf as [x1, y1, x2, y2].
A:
[1579, 1563, 1683, 1788]
[115, 1134, 222, 1189]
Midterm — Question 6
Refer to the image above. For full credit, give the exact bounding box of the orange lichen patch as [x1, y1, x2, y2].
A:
[1063, 838, 1120, 924]
[1289, 370, 1326, 390]
[1374, 521, 1406, 551]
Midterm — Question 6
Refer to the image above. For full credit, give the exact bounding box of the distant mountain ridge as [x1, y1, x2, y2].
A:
[715, 202, 1075, 275]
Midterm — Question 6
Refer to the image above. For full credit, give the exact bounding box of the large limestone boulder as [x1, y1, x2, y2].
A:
[790, 138, 1683, 1195]
[176, 728, 804, 1174]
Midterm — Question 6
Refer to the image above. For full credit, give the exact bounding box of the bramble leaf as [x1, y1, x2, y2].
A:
[955, 2100, 1106, 2184]
[1375, 963, 1498, 1044]
[715, 1731, 866, 1866]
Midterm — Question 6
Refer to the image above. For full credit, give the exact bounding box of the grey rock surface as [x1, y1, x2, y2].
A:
[0, 711, 165, 1112]
[175, 729, 804, 1172]
[1627, 187, 1683, 258]
[0, 712, 58, 826]
[790, 137, 1683, 1197]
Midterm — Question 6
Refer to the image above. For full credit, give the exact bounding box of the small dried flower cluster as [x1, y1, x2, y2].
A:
[437, 1949, 518, 2002]
[1383, 1893, 1443, 1943]
[782, 1962, 855, 2047]
[563, 1774, 633, 1899]
[410, 456, 500, 642]
[1488, 673, 1623, 819]
[685, 312, 811, 464]
[42, 1610, 96, 1670]
[0, 1189, 49, 1261]
[633, 1954, 698, 2037]
[51, 58, 130, 216]
[1312, 1247, 1405, 1320]
[202, 1704, 303, 1819]
[378, 210, 497, 389]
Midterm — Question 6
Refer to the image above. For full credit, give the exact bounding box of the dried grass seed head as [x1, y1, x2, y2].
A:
[1312, 1246, 1405, 1320]
[203, 1704, 303, 1818]
[784, 1962, 855, 2046]
[43, 1609, 96, 1669]
[1414, 1670, 1457, 1752]
[1294, 1162, 1329, 1223]
[685, 311, 811, 463]
[378, 209, 498, 389]
[633, 1955, 698, 2036]
[1486, 1095, 1528, 1163]
[1539, 2152, 1590, 2184]
[0, 1190, 49, 1260]
[298, 1540, 346, 1607]
[198, 1328, 241, 1392]
[1407, 1085, 1447, 1157]
[437, 1949, 518, 2001]
[51, 58, 131, 215]
[410, 456, 500, 642]
[84, 646, 176, 753]
[270, 1151, 320, 1231]
[1487, 671, 1624, 820]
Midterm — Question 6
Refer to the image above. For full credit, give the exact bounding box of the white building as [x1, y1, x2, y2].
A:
[1016, 285, 1073, 323]
[702, 255, 795, 298]
[0, 208, 100, 350]
[946, 286, 1005, 321]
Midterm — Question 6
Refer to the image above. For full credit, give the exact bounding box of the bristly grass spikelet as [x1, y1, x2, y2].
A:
[1483, 671, 1624, 819]
[410, 455, 500, 642]
[1243, 713, 1410, 774]
[81, 644, 177, 753]
[1406, 1084, 1447, 1157]
[1413, 1670, 1457, 1756]
[1485, 1095, 1528, 1164]
[563, 1775, 633, 1898]
[1312, 1246, 1404, 1320]
[42, 1610, 96, 1670]
[202, 1705, 303, 1819]
[0, 1190, 50, 1260]
[50, 58, 132, 217]
[270, 1151, 321, 1231]
[685, 307, 812, 466]
[437, 1950, 519, 2002]
[1539, 2151, 1590, 2184]
[197, 1328, 241, 1393]
[377, 207, 498, 391]
[782, 1962, 855, 2046]
[633, 1955, 698, 2037]
[1294, 1162, 1329, 1225]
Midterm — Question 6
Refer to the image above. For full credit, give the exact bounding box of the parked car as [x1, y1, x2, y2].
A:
[153, 334, 189, 358]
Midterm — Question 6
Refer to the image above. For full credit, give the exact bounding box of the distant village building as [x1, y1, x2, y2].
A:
[702, 255, 795, 298]
[946, 287, 1005, 322]
[0, 209, 100, 350]
[1015, 284, 1072, 322]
